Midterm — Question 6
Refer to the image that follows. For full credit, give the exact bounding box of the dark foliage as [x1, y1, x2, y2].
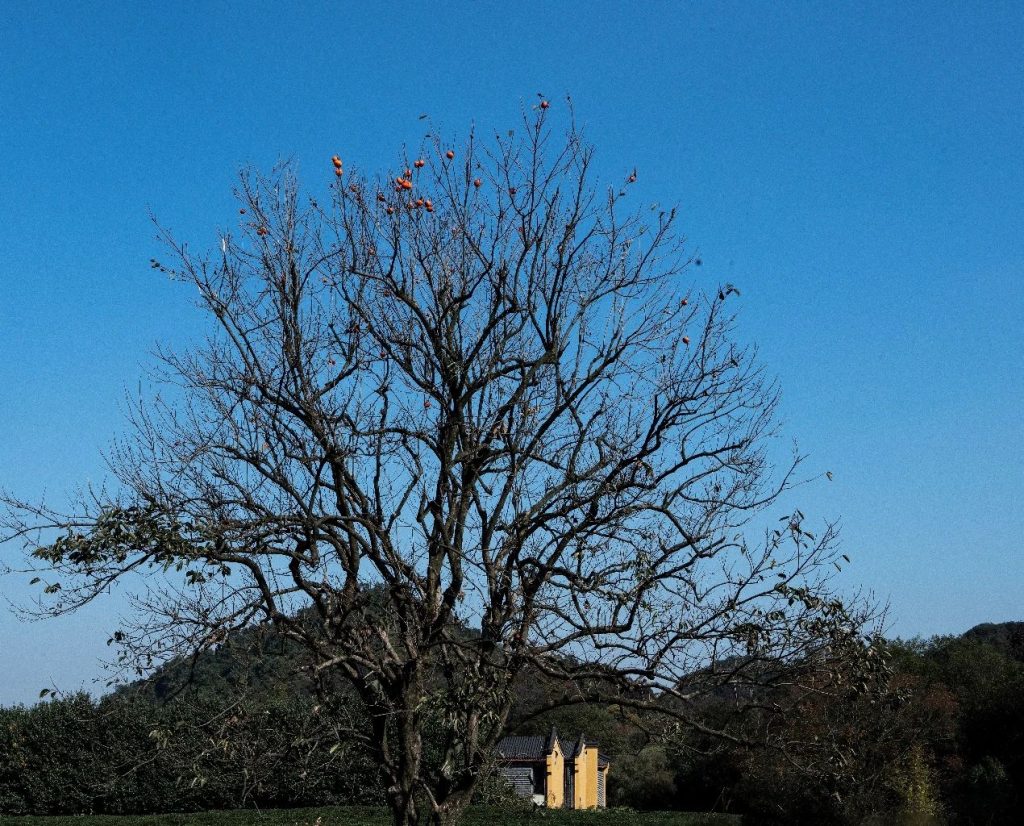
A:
[961, 622, 1024, 663]
[0, 692, 383, 816]
[656, 623, 1024, 825]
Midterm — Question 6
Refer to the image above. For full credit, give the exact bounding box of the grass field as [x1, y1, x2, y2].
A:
[2, 806, 740, 826]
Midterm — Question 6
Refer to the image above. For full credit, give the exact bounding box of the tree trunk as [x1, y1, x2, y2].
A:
[389, 788, 419, 826]
[425, 800, 469, 826]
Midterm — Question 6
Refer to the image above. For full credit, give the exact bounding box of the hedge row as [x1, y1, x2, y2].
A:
[0, 693, 383, 815]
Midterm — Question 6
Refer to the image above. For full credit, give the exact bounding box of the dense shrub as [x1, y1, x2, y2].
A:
[0, 692, 383, 815]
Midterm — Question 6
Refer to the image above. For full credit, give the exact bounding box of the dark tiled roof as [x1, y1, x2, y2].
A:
[566, 732, 588, 758]
[496, 735, 548, 760]
[496, 728, 611, 766]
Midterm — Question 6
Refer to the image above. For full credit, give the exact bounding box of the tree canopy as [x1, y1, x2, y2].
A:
[2, 103, 879, 826]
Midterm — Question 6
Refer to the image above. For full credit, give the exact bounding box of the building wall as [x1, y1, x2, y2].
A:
[498, 765, 535, 799]
[573, 744, 600, 809]
[545, 740, 564, 808]
[573, 756, 585, 809]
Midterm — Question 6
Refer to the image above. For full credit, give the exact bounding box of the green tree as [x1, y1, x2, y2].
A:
[894, 633, 1024, 824]
[612, 745, 678, 809]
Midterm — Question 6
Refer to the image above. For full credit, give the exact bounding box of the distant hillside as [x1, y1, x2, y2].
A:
[119, 589, 395, 703]
[116, 621, 316, 704]
[125, 614, 1024, 711]
[962, 621, 1024, 663]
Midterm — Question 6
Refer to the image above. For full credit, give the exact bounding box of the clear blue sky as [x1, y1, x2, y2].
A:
[1, 1, 1021, 706]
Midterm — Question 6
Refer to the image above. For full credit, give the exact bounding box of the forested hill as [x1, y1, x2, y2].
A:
[125, 618, 1024, 705]
[115, 618, 1024, 709]
[963, 621, 1024, 662]
[114, 621, 317, 704]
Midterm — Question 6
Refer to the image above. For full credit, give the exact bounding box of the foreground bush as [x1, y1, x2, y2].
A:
[0, 693, 382, 815]
[0, 805, 741, 825]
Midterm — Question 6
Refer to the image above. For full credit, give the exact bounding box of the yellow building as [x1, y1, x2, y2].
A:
[495, 728, 610, 808]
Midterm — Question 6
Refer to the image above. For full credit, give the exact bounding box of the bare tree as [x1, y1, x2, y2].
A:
[3, 105, 878, 826]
